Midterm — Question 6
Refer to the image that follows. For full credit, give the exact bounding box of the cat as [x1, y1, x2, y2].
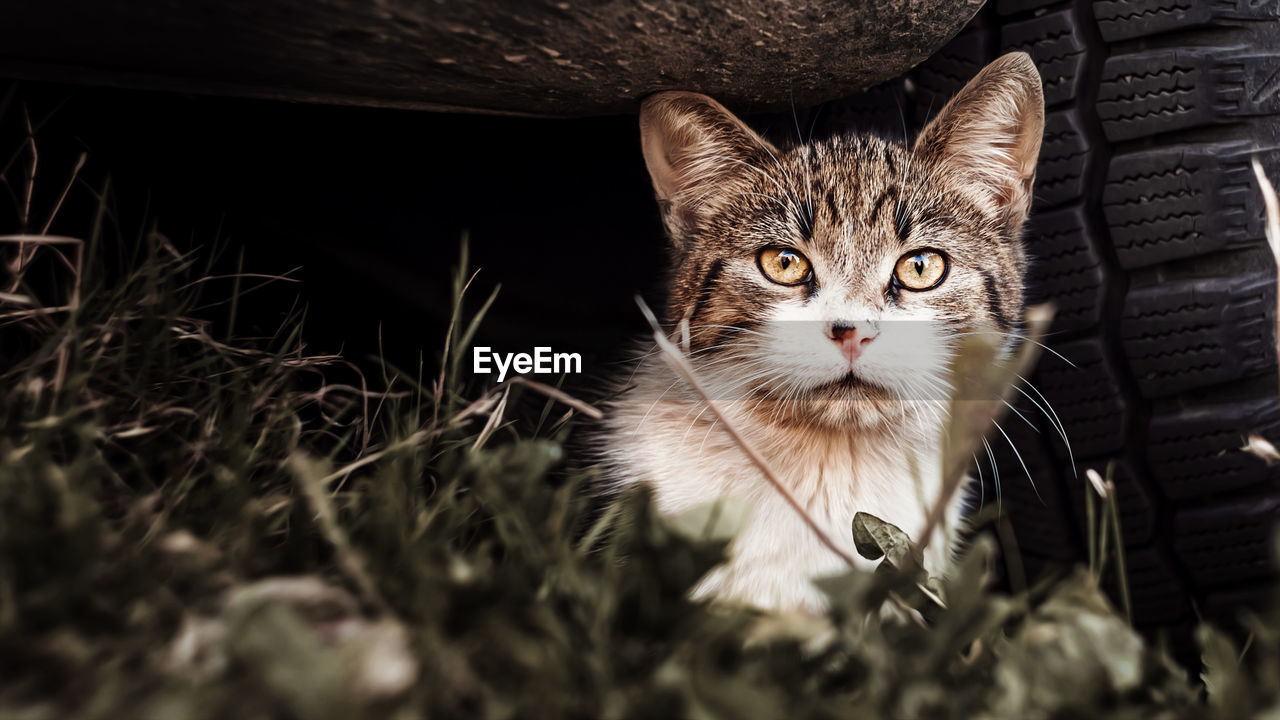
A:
[598, 52, 1045, 612]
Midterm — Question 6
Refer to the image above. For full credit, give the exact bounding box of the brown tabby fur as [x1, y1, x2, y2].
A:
[599, 53, 1045, 611]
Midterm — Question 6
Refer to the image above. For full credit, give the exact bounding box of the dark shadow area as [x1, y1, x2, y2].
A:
[3, 80, 670, 390]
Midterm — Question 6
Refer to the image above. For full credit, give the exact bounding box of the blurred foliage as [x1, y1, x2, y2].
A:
[4, 103, 1280, 720]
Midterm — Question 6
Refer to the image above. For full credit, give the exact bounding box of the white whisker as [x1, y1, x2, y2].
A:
[992, 418, 1043, 505]
[1011, 376, 1077, 480]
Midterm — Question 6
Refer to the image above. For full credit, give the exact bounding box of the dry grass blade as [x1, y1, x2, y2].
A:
[1, 234, 83, 277]
[1242, 434, 1280, 465]
[319, 429, 432, 490]
[1084, 463, 1131, 622]
[1, 234, 84, 321]
[40, 151, 86, 234]
[0, 234, 84, 244]
[288, 453, 392, 615]
[508, 376, 604, 420]
[175, 272, 301, 292]
[21, 105, 35, 228]
[1086, 468, 1109, 499]
[1103, 463, 1131, 623]
[1255, 158, 1280, 258]
[914, 303, 1054, 562]
[635, 296, 859, 568]
[1254, 158, 1280, 392]
[0, 291, 34, 305]
[471, 386, 511, 451]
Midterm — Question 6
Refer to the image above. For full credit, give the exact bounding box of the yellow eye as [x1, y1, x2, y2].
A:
[894, 249, 948, 291]
[757, 247, 813, 286]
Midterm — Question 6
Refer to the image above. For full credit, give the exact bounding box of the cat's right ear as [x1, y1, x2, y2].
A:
[639, 92, 777, 241]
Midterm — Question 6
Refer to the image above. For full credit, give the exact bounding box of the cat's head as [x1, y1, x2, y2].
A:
[638, 53, 1044, 432]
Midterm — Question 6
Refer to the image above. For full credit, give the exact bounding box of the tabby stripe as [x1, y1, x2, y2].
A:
[795, 205, 814, 242]
[869, 186, 898, 228]
[978, 269, 1011, 331]
[824, 188, 840, 226]
[894, 204, 913, 245]
[689, 258, 726, 329]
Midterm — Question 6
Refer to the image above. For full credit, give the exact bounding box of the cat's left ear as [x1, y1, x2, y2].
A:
[639, 91, 779, 242]
[912, 52, 1045, 230]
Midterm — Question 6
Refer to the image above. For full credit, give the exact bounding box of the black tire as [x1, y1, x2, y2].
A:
[824, 0, 1280, 653]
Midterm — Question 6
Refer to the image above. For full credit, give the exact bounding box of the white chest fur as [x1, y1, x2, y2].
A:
[601, 362, 965, 612]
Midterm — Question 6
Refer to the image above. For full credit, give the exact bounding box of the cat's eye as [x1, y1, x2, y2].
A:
[757, 247, 813, 286]
[894, 249, 948, 291]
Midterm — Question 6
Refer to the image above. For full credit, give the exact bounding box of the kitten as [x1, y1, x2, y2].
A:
[600, 53, 1045, 612]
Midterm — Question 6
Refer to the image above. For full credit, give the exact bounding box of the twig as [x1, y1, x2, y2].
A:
[635, 296, 859, 568]
[40, 151, 86, 234]
[509, 376, 604, 420]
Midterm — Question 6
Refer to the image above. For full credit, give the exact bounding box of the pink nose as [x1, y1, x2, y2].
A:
[829, 323, 877, 363]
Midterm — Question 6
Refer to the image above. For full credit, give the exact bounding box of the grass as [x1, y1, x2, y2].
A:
[4, 104, 1280, 720]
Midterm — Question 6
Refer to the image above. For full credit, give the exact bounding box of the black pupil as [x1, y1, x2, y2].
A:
[913, 257, 926, 276]
[779, 253, 792, 270]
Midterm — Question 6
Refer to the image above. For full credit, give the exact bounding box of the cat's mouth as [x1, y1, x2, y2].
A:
[792, 371, 901, 421]
[835, 372, 865, 387]
[819, 370, 887, 395]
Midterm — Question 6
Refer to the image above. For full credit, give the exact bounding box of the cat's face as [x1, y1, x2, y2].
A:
[639, 53, 1045, 431]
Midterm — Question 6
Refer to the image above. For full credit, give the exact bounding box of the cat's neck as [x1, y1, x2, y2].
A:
[600, 360, 962, 610]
